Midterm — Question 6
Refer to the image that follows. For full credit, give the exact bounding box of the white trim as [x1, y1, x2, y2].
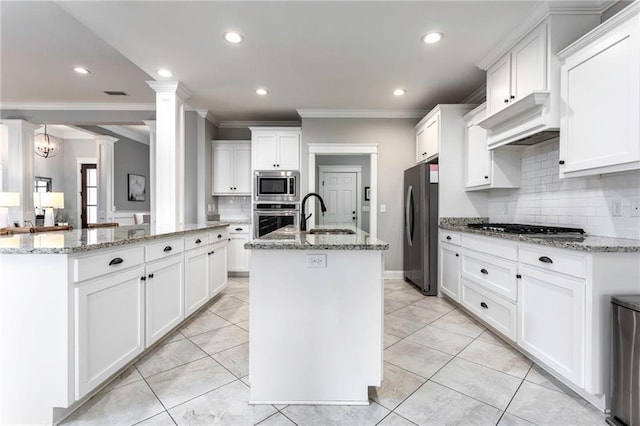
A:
[307, 144, 378, 239]
[383, 270, 404, 280]
[99, 125, 149, 145]
[220, 121, 300, 128]
[249, 126, 301, 132]
[297, 109, 427, 119]
[318, 166, 362, 229]
[0, 103, 155, 111]
[188, 108, 220, 126]
[461, 85, 486, 105]
[76, 158, 97, 228]
[146, 81, 192, 101]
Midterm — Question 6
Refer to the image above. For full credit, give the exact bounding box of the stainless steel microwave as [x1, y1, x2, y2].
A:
[254, 170, 300, 202]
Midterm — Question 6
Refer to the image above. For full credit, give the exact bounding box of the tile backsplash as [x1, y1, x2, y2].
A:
[217, 196, 251, 220]
[488, 139, 640, 239]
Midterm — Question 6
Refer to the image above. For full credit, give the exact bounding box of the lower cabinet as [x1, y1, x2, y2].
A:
[145, 256, 184, 346]
[518, 264, 585, 387]
[461, 277, 517, 341]
[184, 246, 210, 316]
[209, 243, 228, 297]
[439, 243, 461, 300]
[228, 234, 249, 272]
[74, 267, 145, 399]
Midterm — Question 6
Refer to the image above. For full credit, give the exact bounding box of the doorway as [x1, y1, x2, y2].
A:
[80, 163, 97, 228]
[318, 166, 362, 228]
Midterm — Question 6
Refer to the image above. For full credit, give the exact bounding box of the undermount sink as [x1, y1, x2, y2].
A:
[307, 229, 356, 235]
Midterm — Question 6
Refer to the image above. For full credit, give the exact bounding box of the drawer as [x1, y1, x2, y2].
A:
[210, 228, 230, 244]
[146, 238, 184, 262]
[184, 233, 210, 251]
[229, 224, 250, 234]
[461, 249, 518, 301]
[519, 245, 586, 279]
[461, 277, 516, 342]
[73, 246, 145, 282]
[440, 231, 461, 246]
[462, 234, 517, 261]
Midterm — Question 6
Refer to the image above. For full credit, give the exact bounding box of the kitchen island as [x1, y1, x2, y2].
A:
[0, 223, 229, 425]
[245, 225, 389, 405]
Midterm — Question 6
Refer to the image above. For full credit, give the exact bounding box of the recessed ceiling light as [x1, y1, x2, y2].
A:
[157, 69, 173, 78]
[256, 88, 268, 96]
[74, 67, 90, 74]
[393, 89, 406, 96]
[224, 32, 244, 44]
[422, 32, 444, 44]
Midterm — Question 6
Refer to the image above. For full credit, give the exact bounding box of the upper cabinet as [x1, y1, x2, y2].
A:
[477, 8, 600, 149]
[415, 111, 440, 163]
[212, 141, 251, 195]
[250, 127, 301, 170]
[464, 104, 521, 191]
[558, 3, 640, 178]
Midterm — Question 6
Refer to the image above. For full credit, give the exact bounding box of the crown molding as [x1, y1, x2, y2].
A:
[184, 107, 220, 126]
[99, 125, 149, 145]
[296, 109, 427, 119]
[146, 80, 192, 100]
[0, 102, 155, 111]
[218, 120, 300, 128]
[461, 84, 486, 105]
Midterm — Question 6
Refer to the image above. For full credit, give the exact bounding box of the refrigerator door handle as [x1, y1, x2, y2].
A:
[405, 185, 414, 247]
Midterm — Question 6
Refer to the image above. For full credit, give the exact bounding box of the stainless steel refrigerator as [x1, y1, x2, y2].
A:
[403, 162, 438, 295]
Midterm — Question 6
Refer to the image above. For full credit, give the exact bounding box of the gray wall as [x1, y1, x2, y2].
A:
[316, 154, 371, 232]
[61, 138, 97, 228]
[216, 127, 251, 140]
[202, 116, 218, 221]
[301, 118, 417, 271]
[184, 111, 198, 223]
[114, 138, 150, 212]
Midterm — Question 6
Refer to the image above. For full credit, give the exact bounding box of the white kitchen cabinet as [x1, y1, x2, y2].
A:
[209, 244, 228, 298]
[145, 256, 184, 346]
[518, 264, 585, 386]
[558, 4, 640, 178]
[461, 277, 517, 341]
[439, 242, 461, 301]
[250, 127, 301, 170]
[415, 111, 440, 163]
[228, 224, 250, 273]
[212, 141, 251, 195]
[464, 104, 521, 191]
[74, 267, 145, 399]
[184, 246, 210, 316]
[486, 53, 511, 115]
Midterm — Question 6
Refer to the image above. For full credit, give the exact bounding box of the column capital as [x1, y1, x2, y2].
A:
[94, 135, 118, 144]
[146, 81, 192, 101]
[1, 119, 39, 131]
[143, 120, 156, 131]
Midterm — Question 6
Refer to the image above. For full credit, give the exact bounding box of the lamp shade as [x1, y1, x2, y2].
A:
[36, 192, 64, 209]
[0, 192, 20, 207]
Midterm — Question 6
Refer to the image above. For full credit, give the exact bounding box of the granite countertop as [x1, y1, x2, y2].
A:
[0, 223, 229, 254]
[439, 220, 640, 253]
[218, 218, 251, 224]
[245, 224, 389, 250]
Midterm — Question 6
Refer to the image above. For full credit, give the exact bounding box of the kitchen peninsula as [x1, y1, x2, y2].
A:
[0, 223, 229, 425]
[246, 225, 388, 405]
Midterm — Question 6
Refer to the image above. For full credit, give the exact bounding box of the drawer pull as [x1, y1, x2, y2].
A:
[446, 236, 451, 240]
[163, 246, 172, 252]
[235, 228, 243, 231]
[455, 253, 459, 257]
[538, 256, 553, 264]
[480, 302, 488, 309]
[217, 234, 223, 239]
[480, 268, 488, 275]
[109, 257, 124, 266]
[195, 239, 202, 244]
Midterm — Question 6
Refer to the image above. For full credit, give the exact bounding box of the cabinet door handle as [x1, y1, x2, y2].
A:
[195, 239, 202, 244]
[163, 246, 172, 252]
[559, 160, 565, 165]
[109, 257, 124, 266]
[446, 236, 451, 240]
[480, 302, 488, 309]
[273, 164, 276, 167]
[455, 253, 459, 257]
[148, 273, 154, 279]
[516, 274, 522, 279]
[141, 276, 146, 281]
[235, 228, 243, 231]
[504, 99, 509, 103]
[538, 256, 553, 264]
[510, 95, 515, 99]
[480, 268, 488, 275]
[218, 234, 222, 239]
[484, 176, 489, 179]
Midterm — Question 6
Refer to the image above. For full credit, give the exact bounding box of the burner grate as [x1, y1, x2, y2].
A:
[467, 223, 585, 235]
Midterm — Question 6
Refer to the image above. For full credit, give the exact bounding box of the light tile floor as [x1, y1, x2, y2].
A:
[62, 278, 605, 426]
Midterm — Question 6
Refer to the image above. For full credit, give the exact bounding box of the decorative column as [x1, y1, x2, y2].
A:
[95, 135, 118, 223]
[1, 119, 37, 225]
[146, 81, 192, 225]
[143, 120, 156, 225]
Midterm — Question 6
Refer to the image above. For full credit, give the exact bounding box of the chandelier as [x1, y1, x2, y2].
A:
[34, 125, 61, 159]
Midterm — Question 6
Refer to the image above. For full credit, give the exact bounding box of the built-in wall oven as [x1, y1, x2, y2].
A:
[253, 203, 299, 239]
[254, 170, 299, 202]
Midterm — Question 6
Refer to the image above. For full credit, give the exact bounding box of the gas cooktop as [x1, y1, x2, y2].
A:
[467, 223, 586, 235]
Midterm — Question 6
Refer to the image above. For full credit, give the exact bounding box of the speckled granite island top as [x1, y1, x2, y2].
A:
[245, 225, 389, 250]
[0, 222, 229, 254]
[439, 219, 640, 253]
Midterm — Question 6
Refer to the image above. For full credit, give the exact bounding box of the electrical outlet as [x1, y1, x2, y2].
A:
[631, 199, 640, 217]
[612, 199, 623, 217]
[306, 254, 326, 268]
[380, 204, 386, 213]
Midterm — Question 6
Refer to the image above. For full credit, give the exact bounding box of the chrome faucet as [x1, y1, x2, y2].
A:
[300, 192, 327, 232]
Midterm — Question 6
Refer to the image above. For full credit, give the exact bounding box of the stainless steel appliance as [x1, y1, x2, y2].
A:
[253, 203, 299, 239]
[608, 295, 640, 426]
[254, 170, 300, 202]
[403, 163, 438, 295]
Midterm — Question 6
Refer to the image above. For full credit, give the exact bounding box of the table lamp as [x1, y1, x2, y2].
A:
[34, 192, 64, 226]
[0, 192, 19, 228]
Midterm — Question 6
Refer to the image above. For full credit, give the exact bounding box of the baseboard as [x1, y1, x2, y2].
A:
[383, 270, 404, 280]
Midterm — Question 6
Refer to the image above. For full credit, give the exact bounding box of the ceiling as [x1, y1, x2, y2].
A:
[1, 1, 607, 123]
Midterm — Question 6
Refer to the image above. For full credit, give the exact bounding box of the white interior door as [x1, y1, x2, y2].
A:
[320, 171, 358, 226]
